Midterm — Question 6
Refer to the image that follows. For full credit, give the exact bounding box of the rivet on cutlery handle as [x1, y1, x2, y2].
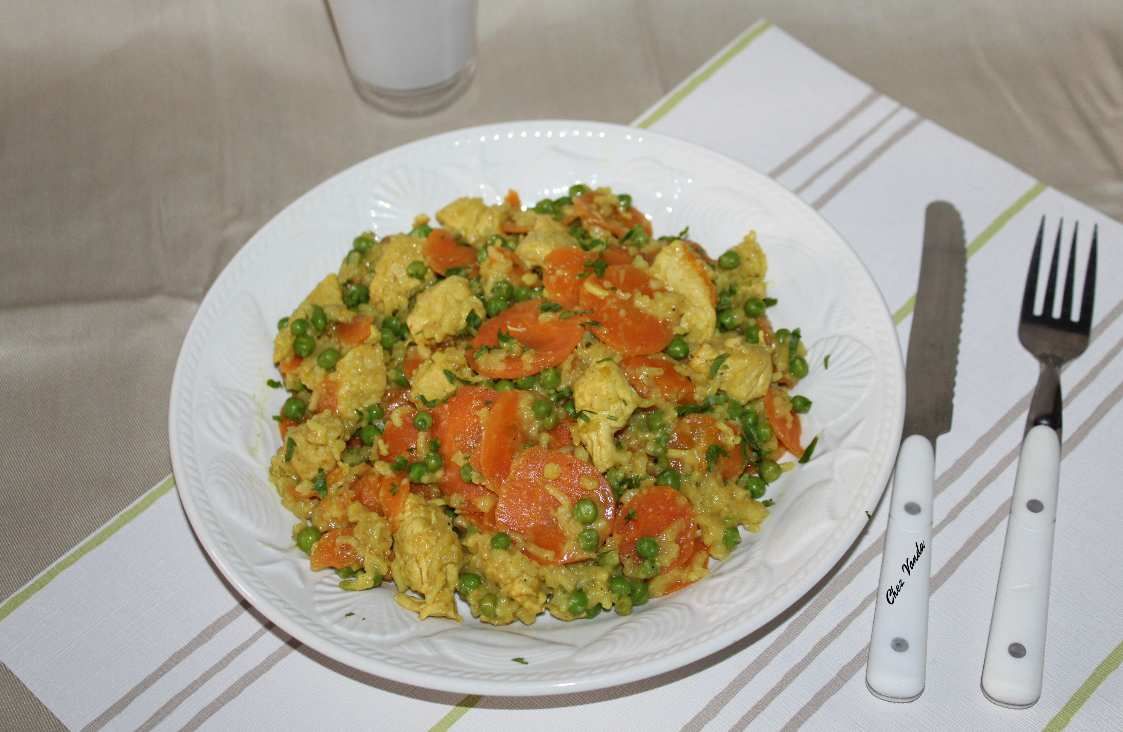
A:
[981, 424, 1061, 708]
[866, 434, 935, 702]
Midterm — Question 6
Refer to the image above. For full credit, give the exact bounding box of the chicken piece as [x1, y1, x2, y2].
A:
[572, 360, 640, 471]
[514, 214, 577, 268]
[268, 412, 346, 489]
[697, 337, 773, 403]
[410, 347, 472, 404]
[462, 532, 547, 625]
[348, 502, 393, 580]
[328, 344, 387, 420]
[406, 276, 484, 346]
[478, 247, 514, 292]
[650, 241, 716, 346]
[368, 234, 426, 315]
[731, 231, 767, 278]
[391, 493, 463, 621]
[436, 197, 507, 246]
[273, 274, 347, 364]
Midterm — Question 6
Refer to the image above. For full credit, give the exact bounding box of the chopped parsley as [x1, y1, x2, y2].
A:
[626, 510, 637, 521]
[708, 354, 729, 378]
[762, 499, 774, 508]
[512, 657, 529, 665]
[344, 612, 355, 618]
[705, 444, 729, 471]
[266, 379, 282, 389]
[284, 437, 296, 462]
[587, 257, 608, 278]
[313, 469, 328, 497]
[763, 297, 778, 307]
[799, 436, 819, 464]
[465, 310, 482, 331]
[539, 301, 563, 312]
[823, 354, 831, 369]
[575, 409, 594, 422]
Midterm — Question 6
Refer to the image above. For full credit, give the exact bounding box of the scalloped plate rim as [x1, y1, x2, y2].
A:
[169, 119, 904, 696]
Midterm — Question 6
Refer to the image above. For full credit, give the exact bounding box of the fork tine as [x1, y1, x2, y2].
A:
[1061, 222, 1078, 321]
[1022, 217, 1045, 319]
[1042, 219, 1063, 317]
[1078, 224, 1098, 331]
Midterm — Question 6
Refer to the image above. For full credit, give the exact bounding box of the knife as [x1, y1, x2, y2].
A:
[866, 201, 966, 702]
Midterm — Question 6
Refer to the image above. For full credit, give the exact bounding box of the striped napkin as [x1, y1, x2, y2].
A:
[3, 19, 1121, 731]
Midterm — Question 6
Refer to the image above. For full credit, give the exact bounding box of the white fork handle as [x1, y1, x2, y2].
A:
[981, 424, 1061, 708]
[867, 434, 934, 702]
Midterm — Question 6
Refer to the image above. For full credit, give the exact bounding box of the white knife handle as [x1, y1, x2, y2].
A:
[867, 434, 934, 702]
[981, 424, 1061, 708]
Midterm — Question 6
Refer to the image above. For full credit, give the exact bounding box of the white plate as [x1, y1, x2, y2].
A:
[169, 120, 904, 696]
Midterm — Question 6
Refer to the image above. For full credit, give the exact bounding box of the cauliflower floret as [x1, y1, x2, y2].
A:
[650, 241, 716, 346]
[572, 360, 640, 471]
[435, 197, 507, 246]
[391, 493, 463, 621]
[514, 214, 577, 268]
[406, 276, 483, 346]
[698, 338, 772, 402]
[410, 348, 472, 404]
[269, 412, 346, 484]
[273, 275, 347, 364]
[368, 234, 425, 315]
[327, 344, 387, 421]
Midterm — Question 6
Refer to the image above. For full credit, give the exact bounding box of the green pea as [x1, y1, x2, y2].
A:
[281, 397, 307, 421]
[578, 527, 600, 552]
[391, 455, 409, 472]
[406, 260, 427, 280]
[609, 575, 632, 597]
[359, 424, 380, 446]
[290, 318, 310, 337]
[494, 379, 514, 392]
[541, 412, 559, 430]
[532, 398, 554, 421]
[742, 322, 761, 343]
[460, 463, 475, 483]
[533, 199, 556, 215]
[382, 315, 405, 336]
[458, 572, 482, 595]
[413, 411, 432, 431]
[366, 404, 385, 423]
[741, 474, 767, 499]
[310, 306, 328, 334]
[643, 410, 665, 432]
[514, 374, 538, 390]
[718, 309, 739, 331]
[597, 549, 620, 568]
[718, 250, 741, 270]
[569, 183, 590, 197]
[485, 296, 510, 317]
[791, 395, 812, 414]
[341, 446, 367, 466]
[492, 280, 515, 300]
[740, 408, 760, 428]
[277, 316, 290, 331]
[539, 367, 561, 390]
[665, 335, 689, 360]
[335, 566, 357, 579]
[342, 283, 369, 308]
[410, 224, 433, 238]
[723, 526, 742, 550]
[630, 580, 650, 606]
[586, 604, 602, 619]
[566, 589, 589, 617]
[512, 285, 532, 302]
[408, 462, 427, 483]
[790, 356, 810, 379]
[316, 348, 341, 370]
[296, 525, 321, 554]
[379, 329, 397, 350]
[759, 459, 782, 484]
[424, 452, 443, 471]
[573, 498, 598, 525]
[292, 334, 315, 357]
[775, 328, 791, 345]
[656, 468, 682, 490]
[743, 298, 766, 317]
[617, 193, 632, 210]
[389, 367, 408, 387]
[615, 595, 634, 616]
[491, 532, 512, 550]
[637, 557, 659, 578]
[635, 536, 659, 560]
[353, 233, 375, 253]
[753, 422, 773, 444]
[479, 593, 498, 618]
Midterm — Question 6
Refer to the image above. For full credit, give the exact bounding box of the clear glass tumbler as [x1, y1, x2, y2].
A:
[328, 0, 478, 116]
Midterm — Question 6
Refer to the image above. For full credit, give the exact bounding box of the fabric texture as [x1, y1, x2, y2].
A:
[2, 2, 1122, 730]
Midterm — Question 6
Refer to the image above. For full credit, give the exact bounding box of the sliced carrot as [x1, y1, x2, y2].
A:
[336, 315, 372, 347]
[433, 386, 498, 461]
[382, 405, 420, 460]
[601, 246, 634, 266]
[402, 348, 423, 378]
[542, 247, 589, 308]
[669, 414, 746, 480]
[423, 228, 477, 275]
[314, 378, 338, 414]
[545, 419, 574, 449]
[278, 355, 303, 375]
[439, 471, 498, 529]
[309, 528, 360, 571]
[353, 472, 384, 513]
[764, 388, 803, 458]
[504, 189, 521, 209]
[621, 354, 695, 404]
[500, 220, 530, 235]
[612, 486, 699, 571]
[579, 287, 672, 357]
[572, 193, 653, 238]
[278, 417, 298, 439]
[479, 391, 524, 484]
[494, 447, 616, 564]
[467, 300, 584, 379]
[378, 476, 411, 528]
[601, 264, 654, 295]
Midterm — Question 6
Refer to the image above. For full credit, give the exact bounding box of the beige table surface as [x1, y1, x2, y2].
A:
[2, 1, 1121, 728]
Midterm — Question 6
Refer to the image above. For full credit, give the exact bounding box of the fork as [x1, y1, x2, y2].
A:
[981, 218, 1097, 708]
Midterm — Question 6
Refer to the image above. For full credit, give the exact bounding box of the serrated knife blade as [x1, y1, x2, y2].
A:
[867, 201, 966, 703]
